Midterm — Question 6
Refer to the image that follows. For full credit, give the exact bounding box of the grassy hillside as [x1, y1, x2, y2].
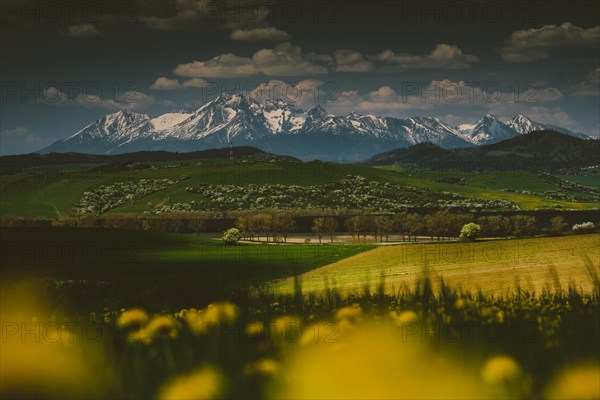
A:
[1, 157, 598, 217]
[272, 234, 600, 295]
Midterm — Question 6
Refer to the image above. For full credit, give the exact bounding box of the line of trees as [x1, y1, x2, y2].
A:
[1, 212, 596, 241]
[236, 212, 296, 242]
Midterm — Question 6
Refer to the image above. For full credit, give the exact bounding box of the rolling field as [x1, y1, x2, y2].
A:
[272, 234, 600, 295]
[1, 158, 598, 217]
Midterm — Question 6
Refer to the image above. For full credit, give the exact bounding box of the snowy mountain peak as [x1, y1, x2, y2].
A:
[39, 98, 588, 161]
[506, 114, 546, 134]
[306, 105, 329, 119]
[457, 114, 518, 145]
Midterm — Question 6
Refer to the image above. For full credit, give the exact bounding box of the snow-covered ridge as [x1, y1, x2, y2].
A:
[39, 93, 589, 159]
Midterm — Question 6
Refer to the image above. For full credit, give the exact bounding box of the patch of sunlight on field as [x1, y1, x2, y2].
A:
[272, 234, 600, 295]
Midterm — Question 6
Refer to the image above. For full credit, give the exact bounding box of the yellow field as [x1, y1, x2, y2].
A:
[272, 234, 600, 295]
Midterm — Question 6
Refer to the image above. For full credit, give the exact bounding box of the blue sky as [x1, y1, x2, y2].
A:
[1, 0, 599, 155]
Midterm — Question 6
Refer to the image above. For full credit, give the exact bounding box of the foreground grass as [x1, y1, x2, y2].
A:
[1, 278, 598, 399]
[272, 234, 600, 295]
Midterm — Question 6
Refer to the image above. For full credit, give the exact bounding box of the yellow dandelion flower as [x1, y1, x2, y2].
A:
[244, 321, 265, 340]
[243, 358, 280, 377]
[203, 302, 238, 325]
[496, 311, 505, 324]
[130, 315, 178, 343]
[394, 310, 419, 325]
[481, 355, 522, 385]
[278, 325, 487, 399]
[117, 309, 148, 330]
[335, 305, 362, 325]
[545, 363, 600, 400]
[481, 307, 493, 318]
[158, 366, 224, 400]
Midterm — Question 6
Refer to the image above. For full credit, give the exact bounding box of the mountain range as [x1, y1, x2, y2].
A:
[39, 94, 590, 161]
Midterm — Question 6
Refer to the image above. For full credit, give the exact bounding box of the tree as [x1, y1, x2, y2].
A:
[237, 213, 252, 240]
[322, 216, 339, 243]
[222, 228, 242, 245]
[572, 222, 595, 233]
[511, 215, 537, 237]
[459, 223, 481, 242]
[425, 212, 448, 241]
[449, 213, 472, 239]
[374, 216, 394, 242]
[189, 216, 206, 237]
[274, 213, 296, 243]
[405, 213, 422, 242]
[359, 216, 372, 240]
[251, 213, 270, 242]
[478, 215, 511, 237]
[548, 216, 567, 235]
[312, 217, 325, 244]
[345, 216, 361, 240]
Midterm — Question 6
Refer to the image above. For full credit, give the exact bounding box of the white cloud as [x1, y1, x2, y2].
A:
[324, 86, 431, 116]
[150, 77, 181, 90]
[173, 43, 331, 78]
[248, 79, 324, 109]
[230, 27, 290, 41]
[571, 68, 600, 97]
[182, 78, 209, 88]
[322, 79, 565, 118]
[500, 22, 600, 62]
[333, 50, 373, 72]
[372, 44, 479, 69]
[62, 23, 101, 38]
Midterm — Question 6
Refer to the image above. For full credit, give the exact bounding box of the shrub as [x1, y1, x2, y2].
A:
[572, 222, 595, 234]
[459, 223, 481, 242]
[222, 228, 242, 245]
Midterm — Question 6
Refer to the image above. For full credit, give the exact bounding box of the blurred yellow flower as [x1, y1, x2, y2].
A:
[244, 358, 280, 377]
[159, 366, 224, 400]
[335, 304, 362, 325]
[130, 315, 178, 343]
[203, 302, 238, 325]
[481, 355, 522, 385]
[117, 308, 148, 330]
[184, 302, 238, 335]
[392, 310, 419, 325]
[278, 325, 487, 399]
[244, 321, 265, 340]
[545, 363, 600, 400]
